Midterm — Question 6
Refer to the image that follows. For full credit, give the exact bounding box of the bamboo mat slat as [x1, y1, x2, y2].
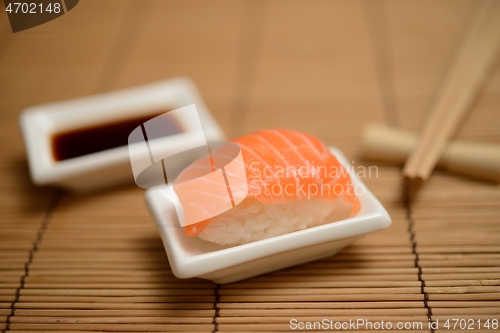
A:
[212, 323, 432, 333]
[7, 325, 213, 333]
[8, 317, 214, 324]
[17, 296, 216, 304]
[7, 323, 214, 332]
[218, 294, 424, 303]
[217, 308, 428, 316]
[1, 0, 499, 332]
[216, 316, 430, 323]
[427, 294, 500, 303]
[14, 302, 215, 310]
[429, 301, 500, 308]
[431, 307, 500, 315]
[217, 301, 424, 309]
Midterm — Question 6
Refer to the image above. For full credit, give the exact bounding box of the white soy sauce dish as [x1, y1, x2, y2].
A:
[145, 147, 391, 284]
[20, 77, 224, 193]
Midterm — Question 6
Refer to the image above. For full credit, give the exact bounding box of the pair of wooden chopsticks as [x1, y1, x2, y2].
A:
[403, 0, 500, 183]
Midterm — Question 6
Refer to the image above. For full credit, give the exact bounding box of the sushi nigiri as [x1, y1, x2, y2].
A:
[174, 128, 360, 246]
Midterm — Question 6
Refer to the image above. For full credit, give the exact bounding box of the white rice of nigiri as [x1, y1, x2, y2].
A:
[197, 197, 341, 247]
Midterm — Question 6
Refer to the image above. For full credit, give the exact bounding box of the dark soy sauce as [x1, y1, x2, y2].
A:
[52, 112, 183, 161]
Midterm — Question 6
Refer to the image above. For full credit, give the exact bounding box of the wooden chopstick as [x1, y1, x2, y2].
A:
[403, 0, 500, 182]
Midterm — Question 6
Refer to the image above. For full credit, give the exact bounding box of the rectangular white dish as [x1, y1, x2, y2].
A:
[145, 147, 391, 284]
[20, 77, 224, 193]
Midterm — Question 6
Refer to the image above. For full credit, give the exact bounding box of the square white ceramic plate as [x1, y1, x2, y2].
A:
[20, 77, 224, 193]
[146, 146, 391, 284]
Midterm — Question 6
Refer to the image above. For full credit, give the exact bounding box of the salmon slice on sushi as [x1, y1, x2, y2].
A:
[174, 128, 361, 247]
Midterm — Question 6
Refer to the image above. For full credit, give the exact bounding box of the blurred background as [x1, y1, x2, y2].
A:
[2, 0, 498, 156]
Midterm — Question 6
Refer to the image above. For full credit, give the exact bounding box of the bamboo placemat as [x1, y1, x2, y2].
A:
[1, 1, 499, 332]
